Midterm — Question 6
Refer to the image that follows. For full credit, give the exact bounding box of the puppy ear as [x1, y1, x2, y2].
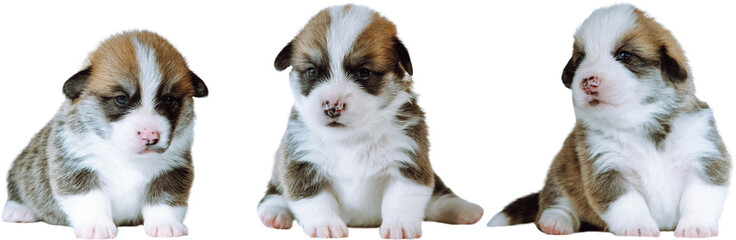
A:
[660, 46, 688, 84]
[63, 67, 91, 100]
[190, 71, 209, 98]
[561, 56, 576, 89]
[274, 41, 294, 71]
[393, 38, 413, 76]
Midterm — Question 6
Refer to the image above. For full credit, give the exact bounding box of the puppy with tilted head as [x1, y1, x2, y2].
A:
[257, 4, 484, 239]
[487, 4, 730, 238]
[2, 30, 208, 238]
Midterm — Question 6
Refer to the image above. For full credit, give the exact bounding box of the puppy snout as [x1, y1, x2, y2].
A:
[322, 101, 345, 118]
[138, 129, 160, 146]
[581, 76, 601, 95]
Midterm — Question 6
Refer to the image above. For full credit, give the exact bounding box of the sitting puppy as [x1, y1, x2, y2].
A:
[2, 30, 208, 238]
[257, 4, 483, 239]
[487, 4, 730, 238]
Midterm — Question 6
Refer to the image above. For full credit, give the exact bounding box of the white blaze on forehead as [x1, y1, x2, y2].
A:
[326, 5, 374, 81]
[133, 37, 163, 110]
[575, 4, 637, 60]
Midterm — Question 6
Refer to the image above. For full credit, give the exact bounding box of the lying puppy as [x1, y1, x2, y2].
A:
[257, 4, 483, 239]
[2, 30, 208, 238]
[487, 4, 730, 238]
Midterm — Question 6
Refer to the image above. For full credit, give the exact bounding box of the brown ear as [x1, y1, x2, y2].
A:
[393, 38, 413, 76]
[660, 46, 688, 84]
[561, 56, 577, 89]
[274, 41, 294, 71]
[63, 67, 91, 100]
[189, 71, 208, 98]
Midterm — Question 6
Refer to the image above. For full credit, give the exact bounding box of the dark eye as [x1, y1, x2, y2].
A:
[115, 95, 128, 105]
[616, 51, 632, 61]
[307, 67, 318, 78]
[163, 96, 176, 105]
[358, 68, 371, 79]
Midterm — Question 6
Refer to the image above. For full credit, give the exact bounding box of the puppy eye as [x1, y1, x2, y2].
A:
[616, 51, 632, 61]
[115, 95, 128, 105]
[307, 67, 318, 78]
[358, 68, 371, 79]
[163, 96, 176, 105]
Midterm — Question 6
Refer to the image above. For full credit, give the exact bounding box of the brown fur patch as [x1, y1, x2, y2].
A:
[144, 163, 194, 207]
[346, 12, 403, 79]
[290, 9, 331, 72]
[397, 99, 433, 187]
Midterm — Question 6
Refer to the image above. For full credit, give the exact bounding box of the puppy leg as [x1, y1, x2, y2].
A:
[290, 191, 348, 238]
[425, 175, 483, 225]
[536, 182, 579, 235]
[593, 170, 659, 237]
[379, 178, 433, 239]
[57, 190, 117, 239]
[258, 184, 294, 230]
[2, 200, 38, 223]
[143, 167, 193, 238]
[675, 176, 728, 238]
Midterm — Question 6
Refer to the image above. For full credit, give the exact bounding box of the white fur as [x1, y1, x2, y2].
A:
[133, 38, 164, 110]
[601, 190, 660, 236]
[379, 177, 432, 238]
[142, 204, 188, 237]
[2, 200, 37, 223]
[326, 5, 373, 81]
[676, 173, 728, 237]
[257, 195, 293, 228]
[56, 190, 118, 238]
[486, 213, 510, 227]
[537, 194, 579, 234]
[538, 208, 576, 235]
[289, 191, 348, 237]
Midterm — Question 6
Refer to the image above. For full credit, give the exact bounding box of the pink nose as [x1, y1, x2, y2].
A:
[323, 101, 345, 118]
[581, 76, 600, 95]
[138, 130, 160, 146]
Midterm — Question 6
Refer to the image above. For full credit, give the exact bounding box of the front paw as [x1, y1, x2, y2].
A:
[74, 222, 118, 239]
[144, 221, 189, 238]
[675, 221, 718, 238]
[608, 218, 660, 237]
[302, 219, 348, 238]
[379, 221, 422, 239]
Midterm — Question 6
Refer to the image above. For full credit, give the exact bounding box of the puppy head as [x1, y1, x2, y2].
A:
[562, 4, 691, 127]
[274, 4, 413, 136]
[63, 30, 208, 154]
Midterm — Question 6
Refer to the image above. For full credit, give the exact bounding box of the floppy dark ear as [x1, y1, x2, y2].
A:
[274, 41, 293, 71]
[393, 38, 413, 76]
[63, 67, 91, 100]
[561, 56, 577, 89]
[660, 46, 688, 84]
[190, 71, 208, 98]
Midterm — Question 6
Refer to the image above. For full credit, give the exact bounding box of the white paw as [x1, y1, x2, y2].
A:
[675, 221, 718, 238]
[608, 217, 660, 237]
[538, 211, 574, 235]
[302, 220, 349, 238]
[259, 209, 294, 229]
[2, 201, 38, 223]
[74, 223, 118, 239]
[144, 222, 189, 238]
[379, 221, 422, 239]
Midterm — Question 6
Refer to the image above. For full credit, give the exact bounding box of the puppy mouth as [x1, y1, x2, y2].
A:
[326, 121, 346, 128]
[137, 146, 167, 154]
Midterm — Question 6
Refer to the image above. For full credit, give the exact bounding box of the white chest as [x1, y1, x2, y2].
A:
[80, 149, 179, 223]
[588, 110, 719, 229]
[300, 131, 418, 226]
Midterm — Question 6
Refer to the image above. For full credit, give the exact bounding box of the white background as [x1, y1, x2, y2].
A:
[0, 0, 734, 239]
